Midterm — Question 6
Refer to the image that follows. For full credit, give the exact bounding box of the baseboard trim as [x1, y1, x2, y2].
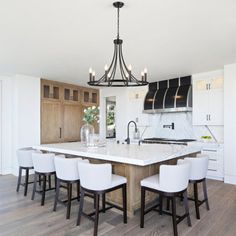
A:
[224, 174, 236, 185]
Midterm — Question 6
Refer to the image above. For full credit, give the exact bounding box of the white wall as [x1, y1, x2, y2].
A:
[224, 63, 236, 184]
[0, 75, 41, 175]
[0, 76, 14, 174]
[100, 87, 129, 141]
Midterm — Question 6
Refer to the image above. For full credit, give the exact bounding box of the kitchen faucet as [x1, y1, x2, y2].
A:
[163, 122, 175, 130]
[125, 120, 138, 144]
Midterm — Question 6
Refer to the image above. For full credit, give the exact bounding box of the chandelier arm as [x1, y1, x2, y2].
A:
[107, 43, 118, 74]
[119, 44, 131, 73]
[109, 46, 118, 85]
[118, 45, 129, 85]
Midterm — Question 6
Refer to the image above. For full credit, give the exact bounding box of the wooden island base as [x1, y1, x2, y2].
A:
[86, 153, 197, 217]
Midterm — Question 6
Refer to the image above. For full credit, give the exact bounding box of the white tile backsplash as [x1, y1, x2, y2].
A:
[146, 112, 224, 142]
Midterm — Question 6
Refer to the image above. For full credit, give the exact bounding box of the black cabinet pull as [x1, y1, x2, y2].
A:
[59, 128, 62, 138]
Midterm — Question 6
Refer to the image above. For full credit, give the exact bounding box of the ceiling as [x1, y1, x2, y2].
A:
[0, 0, 236, 86]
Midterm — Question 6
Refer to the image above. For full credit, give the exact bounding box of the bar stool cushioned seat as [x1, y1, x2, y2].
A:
[16, 148, 41, 196]
[77, 162, 127, 236]
[31, 153, 58, 206]
[53, 156, 89, 219]
[178, 155, 210, 219]
[140, 163, 191, 236]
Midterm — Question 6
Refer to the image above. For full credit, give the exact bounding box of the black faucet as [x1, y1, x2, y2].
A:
[163, 122, 175, 130]
[125, 120, 138, 144]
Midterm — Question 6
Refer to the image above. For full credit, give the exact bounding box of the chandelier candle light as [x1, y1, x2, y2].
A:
[88, 1, 149, 87]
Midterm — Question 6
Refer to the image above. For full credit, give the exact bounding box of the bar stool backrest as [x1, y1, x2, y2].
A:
[159, 163, 190, 193]
[55, 156, 89, 181]
[32, 153, 55, 173]
[78, 162, 112, 191]
[184, 156, 209, 180]
[17, 149, 41, 168]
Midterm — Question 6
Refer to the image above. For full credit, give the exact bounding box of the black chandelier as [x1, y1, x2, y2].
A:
[88, 1, 148, 87]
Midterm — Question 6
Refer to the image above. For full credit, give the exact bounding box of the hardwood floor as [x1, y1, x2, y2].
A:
[1, 175, 236, 236]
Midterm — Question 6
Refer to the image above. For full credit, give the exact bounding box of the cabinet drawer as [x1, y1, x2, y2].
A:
[208, 160, 217, 171]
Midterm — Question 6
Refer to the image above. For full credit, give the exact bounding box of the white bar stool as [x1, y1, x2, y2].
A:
[179, 155, 210, 219]
[77, 162, 127, 236]
[140, 163, 191, 236]
[31, 153, 57, 206]
[53, 156, 89, 219]
[16, 148, 41, 196]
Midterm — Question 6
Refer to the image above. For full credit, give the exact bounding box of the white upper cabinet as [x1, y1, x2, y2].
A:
[193, 70, 224, 125]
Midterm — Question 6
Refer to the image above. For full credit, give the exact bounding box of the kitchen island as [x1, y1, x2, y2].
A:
[34, 142, 201, 216]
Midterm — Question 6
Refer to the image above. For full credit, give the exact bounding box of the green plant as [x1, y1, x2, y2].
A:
[201, 136, 212, 140]
[83, 106, 99, 124]
[107, 104, 115, 126]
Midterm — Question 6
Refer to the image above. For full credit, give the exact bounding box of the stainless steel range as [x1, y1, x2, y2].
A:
[141, 138, 196, 145]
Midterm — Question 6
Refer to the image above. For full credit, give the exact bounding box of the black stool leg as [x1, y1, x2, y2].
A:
[77, 181, 80, 201]
[24, 168, 29, 196]
[39, 174, 41, 186]
[53, 179, 60, 211]
[183, 190, 191, 226]
[16, 167, 22, 192]
[48, 175, 52, 189]
[159, 194, 163, 215]
[203, 179, 210, 210]
[94, 193, 100, 236]
[54, 173, 57, 191]
[122, 184, 127, 223]
[140, 187, 145, 228]
[77, 188, 85, 226]
[41, 175, 46, 206]
[31, 173, 37, 200]
[171, 197, 178, 236]
[102, 193, 106, 213]
[193, 182, 200, 219]
[66, 183, 72, 219]
[166, 198, 170, 211]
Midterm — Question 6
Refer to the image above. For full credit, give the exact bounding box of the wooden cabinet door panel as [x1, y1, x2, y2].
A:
[63, 104, 82, 141]
[41, 102, 62, 144]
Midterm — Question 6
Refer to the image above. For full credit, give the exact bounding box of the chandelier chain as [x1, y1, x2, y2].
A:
[117, 6, 120, 39]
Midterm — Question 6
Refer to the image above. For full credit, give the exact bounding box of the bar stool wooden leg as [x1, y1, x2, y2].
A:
[102, 193, 106, 213]
[166, 198, 170, 210]
[193, 182, 200, 219]
[159, 194, 163, 215]
[39, 174, 41, 186]
[203, 180, 210, 210]
[31, 173, 37, 200]
[53, 179, 60, 211]
[94, 193, 100, 236]
[77, 188, 85, 226]
[122, 184, 127, 223]
[24, 168, 29, 196]
[41, 175, 46, 206]
[183, 190, 191, 226]
[16, 167, 22, 192]
[54, 173, 57, 191]
[171, 197, 178, 236]
[77, 182, 80, 201]
[48, 175, 52, 189]
[140, 187, 145, 228]
[66, 183, 72, 219]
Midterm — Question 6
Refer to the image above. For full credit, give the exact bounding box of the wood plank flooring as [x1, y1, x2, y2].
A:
[0, 175, 236, 236]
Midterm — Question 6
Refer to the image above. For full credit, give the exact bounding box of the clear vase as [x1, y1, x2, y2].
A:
[80, 123, 95, 146]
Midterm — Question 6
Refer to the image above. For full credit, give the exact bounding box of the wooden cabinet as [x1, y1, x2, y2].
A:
[41, 101, 63, 143]
[41, 79, 99, 144]
[193, 71, 224, 125]
[82, 89, 99, 106]
[63, 104, 82, 142]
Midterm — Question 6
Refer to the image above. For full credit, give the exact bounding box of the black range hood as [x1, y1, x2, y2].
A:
[143, 76, 192, 113]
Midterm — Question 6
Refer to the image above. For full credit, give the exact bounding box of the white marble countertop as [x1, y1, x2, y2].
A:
[33, 142, 201, 166]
